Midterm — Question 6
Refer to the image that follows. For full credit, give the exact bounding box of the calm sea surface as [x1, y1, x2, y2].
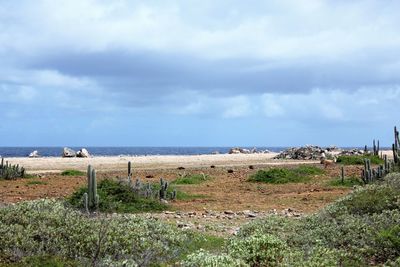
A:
[0, 147, 286, 157]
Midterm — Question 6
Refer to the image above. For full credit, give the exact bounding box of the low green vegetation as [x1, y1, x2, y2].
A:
[336, 154, 384, 165]
[25, 180, 48, 186]
[2, 169, 400, 266]
[172, 173, 211, 185]
[248, 165, 324, 184]
[0, 158, 25, 180]
[328, 176, 363, 187]
[0, 199, 218, 266]
[61, 170, 85, 176]
[184, 172, 400, 266]
[68, 179, 168, 213]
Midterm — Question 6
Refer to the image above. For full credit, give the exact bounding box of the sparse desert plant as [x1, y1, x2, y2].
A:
[336, 154, 384, 165]
[248, 165, 323, 184]
[68, 178, 168, 213]
[172, 173, 210, 185]
[228, 233, 287, 267]
[61, 169, 85, 176]
[0, 158, 25, 180]
[328, 176, 363, 187]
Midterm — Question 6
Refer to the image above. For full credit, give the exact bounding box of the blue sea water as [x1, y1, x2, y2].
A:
[0, 147, 286, 158]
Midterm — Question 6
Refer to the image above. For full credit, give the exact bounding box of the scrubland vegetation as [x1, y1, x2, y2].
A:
[1, 172, 399, 266]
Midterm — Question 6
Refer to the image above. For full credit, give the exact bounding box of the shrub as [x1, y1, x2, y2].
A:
[0, 199, 193, 266]
[337, 185, 400, 216]
[25, 180, 48, 186]
[182, 249, 247, 267]
[327, 176, 363, 187]
[61, 170, 85, 176]
[172, 173, 211, 185]
[248, 165, 323, 184]
[0, 158, 25, 180]
[228, 233, 287, 266]
[336, 154, 384, 165]
[68, 179, 168, 213]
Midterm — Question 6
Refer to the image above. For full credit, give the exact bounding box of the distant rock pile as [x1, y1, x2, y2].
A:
[62, 147, 90, 158]
[274, 145, 339, 160]
[339, 149, 365, 156]
[228, 147, 270, 154]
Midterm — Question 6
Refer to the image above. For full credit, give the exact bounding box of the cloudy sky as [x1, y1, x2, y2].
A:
[1, 0, 399, 147]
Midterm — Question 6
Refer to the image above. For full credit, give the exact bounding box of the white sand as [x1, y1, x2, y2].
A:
[4, 153, 300, 173]
[5, 150, 394, 173]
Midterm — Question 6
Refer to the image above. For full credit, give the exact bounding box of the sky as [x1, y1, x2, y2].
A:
[0, 0, 399, 147]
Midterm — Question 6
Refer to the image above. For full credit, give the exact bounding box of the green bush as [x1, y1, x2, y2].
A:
[25, 180, 48, 186]
[227, 173, 400, 265]
[0, 199, 195, 266]
[172, 173, 211, 185]
[336, 154, 384, 165]
[61, 170, 85, 176]
[337, 185, 400, 216]
[182, 249, 247, 267]
[248, 165, 323, 184]
[327, 176, 363, 187]
[228, 233, 287, 266]
[68, 179, 168, 213]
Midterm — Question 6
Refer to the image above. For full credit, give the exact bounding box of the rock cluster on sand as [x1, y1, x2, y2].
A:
[339, 149, 365, 156]
[274, 145, 339, 160]
[77, 148, 90, 158]
[229, 147, 270, 154]
[63, 147, 90, 158]
[28, 150, 40, 158]
[63, 147, 77, 157]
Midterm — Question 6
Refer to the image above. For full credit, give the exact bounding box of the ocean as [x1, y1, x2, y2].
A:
[0, 147, 286, 158]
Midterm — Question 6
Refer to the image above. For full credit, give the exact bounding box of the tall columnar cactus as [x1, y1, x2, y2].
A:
[393, 126, 400, 164]
[85, 165, 99, 211]
[159, 178, 169, 200]
[340, 166, 345, 184]
[372, 139, 380, 156]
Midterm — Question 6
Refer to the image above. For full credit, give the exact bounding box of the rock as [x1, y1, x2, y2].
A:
[177, 166, 185, 170]
[160, 199, 169, 204]
[229, 147, 241, 154]
[224, 210, 235, 215]
[210, 165, 216, 168]
[28, 150, 40, 158]
[76, 148, 90, 158]
[248, 165, 254, 169]
[211, 151, 220, 155]
[241, 148, 251, 154]
[227, 169, 234, 174]
[273, 145, 332, 160]
[243, 210, 257, 218]
[164, 211, 175, 215]
[62, 147, 76, 157]
[229, 147, 253, 154]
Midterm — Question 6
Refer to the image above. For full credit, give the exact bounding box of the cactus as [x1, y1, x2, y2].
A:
[83, 192, 89, 213]
[159, 178, 169, 200]
[340, 166, 345, 184]
[0, 157, 26, 180]
[86, 165, 99, 211]
[171, 189, 177, 200]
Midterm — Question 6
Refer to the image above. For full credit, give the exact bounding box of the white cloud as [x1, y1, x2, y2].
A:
[1, 0, 400, 62]
[222, 95, 252, 118]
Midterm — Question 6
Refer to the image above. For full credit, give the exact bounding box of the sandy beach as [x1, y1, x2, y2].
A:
[6, 153, 287, 173]
[4, 150, 393, 173]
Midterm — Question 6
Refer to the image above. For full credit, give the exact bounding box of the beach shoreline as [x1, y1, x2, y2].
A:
[4, 150, 394, 173]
